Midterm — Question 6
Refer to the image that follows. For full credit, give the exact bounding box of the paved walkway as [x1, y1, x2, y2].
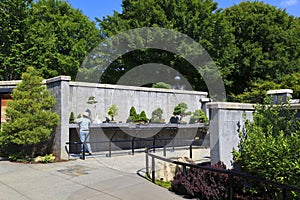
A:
[0, 148, 210, 200]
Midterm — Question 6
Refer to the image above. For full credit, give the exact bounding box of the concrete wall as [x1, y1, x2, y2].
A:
[207, 102, 300, 168]
[46, 76, 71, 160]
[0, 76, 208, 160]
[207, 102, 254, 168]
[69, 82, 208, 124]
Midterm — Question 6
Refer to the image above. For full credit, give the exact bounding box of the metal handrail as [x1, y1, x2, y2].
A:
[145, 146, 300, 200]
[66, 137, 202, 160]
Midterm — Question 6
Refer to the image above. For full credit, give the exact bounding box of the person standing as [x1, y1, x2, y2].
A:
[76, 111, 92, 155]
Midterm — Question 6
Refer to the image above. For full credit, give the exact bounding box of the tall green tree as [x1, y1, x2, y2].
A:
[0, 0, 32, 80]
[0, 67, 59, 158]
[24, 0, 101, 79]
[97, 0, 219, 91]
[0, 0, 101, 81]
[219, 2, 300, 98]
[98, 1, 300, 100]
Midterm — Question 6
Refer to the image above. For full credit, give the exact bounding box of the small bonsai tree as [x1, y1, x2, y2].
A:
[128, 106, 139, 122]
[189, 109, 208, 124]
[128, 106, 149, 123]
[87, 96, 97, 120]
[108, 104, 118, 121]
[0, 67, 59, 160]
[69, 112, 75, 123]
[173, 102, 191, 122]
[87, 96, 97, 104]
[151, 108, 164, 123]
[139, 110, 149, 123]
[152, 82, 172, 89]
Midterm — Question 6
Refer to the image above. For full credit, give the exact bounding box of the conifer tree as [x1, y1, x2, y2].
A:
[0, 67, 59, 158]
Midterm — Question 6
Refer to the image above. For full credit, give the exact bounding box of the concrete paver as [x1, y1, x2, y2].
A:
[0, 148, 210, 200]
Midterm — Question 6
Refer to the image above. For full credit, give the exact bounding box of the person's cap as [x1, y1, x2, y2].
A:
[82, 111, 90, 117]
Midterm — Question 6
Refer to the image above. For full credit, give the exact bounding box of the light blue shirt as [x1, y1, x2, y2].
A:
[76, 117, 91, 132]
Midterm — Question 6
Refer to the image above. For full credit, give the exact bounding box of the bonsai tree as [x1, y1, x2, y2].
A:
[128, 106, 149, 123]
[87, 96, 97, 120]
[139, 110, 149, 123]
[87, 96, 97, 104]
[0, 67, 59, 160]
[189, 109, 208, 124]
[152, 82, 172, 89]
[151, 108, 164, 123]
[128, 106, 139, 122]
[108, 104, 118, 121]
[69, 112, 75, 123]
[173, 102, 191, 122]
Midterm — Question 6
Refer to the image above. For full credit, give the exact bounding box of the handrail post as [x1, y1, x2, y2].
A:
[229, 172, 233, 200]
[153, 136, 156, 153]
[163, 145, 166, 157]
[108, 140, 112, 157]
[282, 188, 287, 200]
[132, 137, 135, 155]
[145, 149, 149, 177]
[82, 142, 85, 160]
[183, 165, 187, 177]
[189, 144, 192, 158]
[152, 156, 155, 183]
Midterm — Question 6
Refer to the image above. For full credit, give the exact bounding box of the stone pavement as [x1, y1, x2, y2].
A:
[0, 148, 210, 200]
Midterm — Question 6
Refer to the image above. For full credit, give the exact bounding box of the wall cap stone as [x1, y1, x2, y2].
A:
[45, 76, 71, 84]
[267, 89, 293, 95]
[290, 103, 300, 109]
[69, 81, 208, 96]
[207, 102, 255, 110]
[0, 80, 21, 86]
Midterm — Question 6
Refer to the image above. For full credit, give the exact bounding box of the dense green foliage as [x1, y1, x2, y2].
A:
[98, 0, 219, 91]
[0, 0, 100, 80]
[0, 67, 59, 158]
[0, 0, 31, 80]
[98, 0, 300, 101]
[219, 2, 300, 98]
[234, 72, 300, 102]
[233, 98, 300, 196]
[1, 0, 299, 101]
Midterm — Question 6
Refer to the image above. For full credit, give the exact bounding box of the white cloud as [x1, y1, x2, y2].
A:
[280, 0, 299, 6]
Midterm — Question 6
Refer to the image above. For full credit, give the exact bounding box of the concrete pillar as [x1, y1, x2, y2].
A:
[207, 102, 254, 168]
[46, 76, 71, 160]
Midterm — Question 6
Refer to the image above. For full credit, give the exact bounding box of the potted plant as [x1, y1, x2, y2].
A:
[108, 104, 118, 123]
[127, 106, 149, 124]
[69, 111, 75, 123]
[172, 102, 191, 124]
[189, 109, 208, 124]
[150, 108, 165, 123]
[139, 110, 149, 124]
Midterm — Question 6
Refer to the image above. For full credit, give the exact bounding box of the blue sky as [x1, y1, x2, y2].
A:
[68, 0, 299, 23]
